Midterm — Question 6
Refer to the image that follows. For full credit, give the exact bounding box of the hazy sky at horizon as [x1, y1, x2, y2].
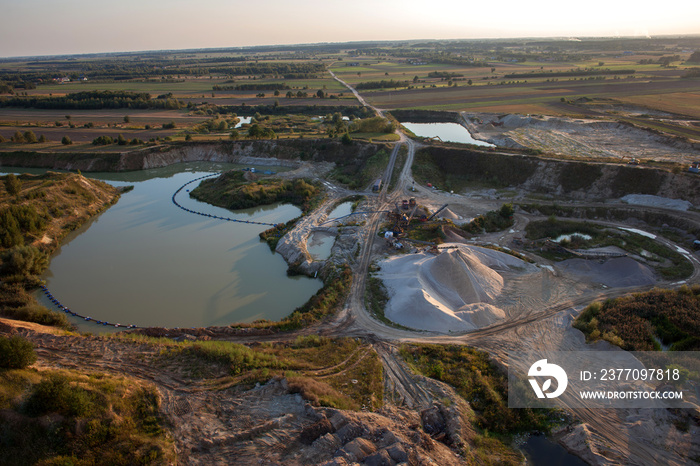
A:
[1, 0, 699, 58]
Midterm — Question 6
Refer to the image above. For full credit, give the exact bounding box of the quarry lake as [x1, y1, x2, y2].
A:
[401, 122, 495, 147]
[6, 163, 323, 331]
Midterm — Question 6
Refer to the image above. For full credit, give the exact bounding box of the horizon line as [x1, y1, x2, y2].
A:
[2, 33, 699, 61]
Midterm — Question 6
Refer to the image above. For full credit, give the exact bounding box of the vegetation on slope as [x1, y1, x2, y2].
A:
[230, 264, 353, 332]
[462, 203, 514, 234]
[0, 172, 120, 328]
[121, 333, 382, 412]
[399, 344, 558, 465]
[189, 171, 321, 212]
[0, 336, 173, 465]
[411, 147, 538, 192]
[330, 148, 390, 189]
[574, 286, 700, 351]
[523, 217, 693, 279]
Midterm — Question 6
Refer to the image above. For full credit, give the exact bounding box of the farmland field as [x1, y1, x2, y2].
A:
[1, 37, 700, 147]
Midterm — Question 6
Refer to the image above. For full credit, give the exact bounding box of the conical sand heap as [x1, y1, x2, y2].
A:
[378, 244, 522, 332]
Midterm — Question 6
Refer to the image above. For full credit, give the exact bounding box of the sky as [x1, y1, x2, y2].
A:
[1, 0, 699, 58]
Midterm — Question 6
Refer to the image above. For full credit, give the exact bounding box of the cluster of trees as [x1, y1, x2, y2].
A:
[427, 71, 464, 79]
[574, 287, 700, 351]
[348, 116, 396, 134]
[355, 79, 411, 90]
[639, 55, 682, 66]
[503, 68, 635, 79]
[0, 90, 182, 110]
[192, 116, 238, 133]
[247, 124, 276, 139]
[213, 83, 291, 91]
[683, 68, 700, 78]
[192, 173, 319, 211]
[397, 50, 488, 67]
[0, 245, 49, 279]
[688, 51, 700, 63]
[0, 335, 36, 369]
[0, 204, 47, 248]
[462, 203, 514, 234]
[4, 130, 48, 144]
[200, 62, 324, 78]
[0, 55, 317, 84]
[219, 104, 373, 119]
[92, 134, 143, 146]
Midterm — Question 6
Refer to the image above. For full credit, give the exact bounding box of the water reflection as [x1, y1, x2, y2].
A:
[2, 163, 321, 331]
[401, 122, 495, 147]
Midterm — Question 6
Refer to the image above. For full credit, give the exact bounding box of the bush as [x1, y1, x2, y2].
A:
[4, 173, 21, 196]
[61, 135, 72, 145]
[0, 335, 37, 369]
[24, 374, 97, 417]
[462, 203, 515, 234]
[92, 135, 114, 145]
[0, 303, 69, 328]
[0, 205, 46, 248]
[0, 245, 49, 277]
[11, 130, 25, 143]
[23, 131, 37, 143]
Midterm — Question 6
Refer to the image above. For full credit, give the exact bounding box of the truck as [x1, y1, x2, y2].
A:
[372, 179, 382, 192]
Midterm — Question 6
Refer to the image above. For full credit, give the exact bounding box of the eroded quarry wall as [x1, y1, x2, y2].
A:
[0, 140, 379, 173]
[419, 147, 700, 205]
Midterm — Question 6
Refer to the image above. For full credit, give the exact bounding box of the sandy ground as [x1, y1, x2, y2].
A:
[378, 243, 581, 333]
[462, 113, 700, 164]
[620, 194, 694, 211]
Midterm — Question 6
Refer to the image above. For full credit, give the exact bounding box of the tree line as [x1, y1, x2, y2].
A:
[503, 69, 635, 79]
[213, 83, 291, 91]
[354, 79, 411, 90]
[0, 90, 183, 110]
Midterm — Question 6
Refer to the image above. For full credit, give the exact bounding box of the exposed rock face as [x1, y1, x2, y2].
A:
[0, 139, 377, 172]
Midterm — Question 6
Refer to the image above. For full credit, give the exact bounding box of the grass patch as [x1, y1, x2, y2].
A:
[0, 367, 174, 465]
[119, 333, 383, 412]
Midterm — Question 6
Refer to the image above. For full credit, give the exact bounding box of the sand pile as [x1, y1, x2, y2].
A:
[621, 194, 693, 211]
[556, 257, 657, 288]
[378, 244, 529, 332]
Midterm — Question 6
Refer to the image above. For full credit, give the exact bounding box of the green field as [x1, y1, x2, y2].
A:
[1, 36, 699, 145]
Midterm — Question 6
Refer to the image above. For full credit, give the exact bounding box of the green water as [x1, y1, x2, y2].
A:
[4, 163, 322, 331]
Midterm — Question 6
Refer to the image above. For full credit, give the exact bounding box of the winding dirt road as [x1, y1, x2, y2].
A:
[324, 74, 700, 465]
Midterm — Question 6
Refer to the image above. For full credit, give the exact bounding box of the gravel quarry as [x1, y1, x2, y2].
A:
[377, 243, 661, 333]
[464, 112, 700, 164]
